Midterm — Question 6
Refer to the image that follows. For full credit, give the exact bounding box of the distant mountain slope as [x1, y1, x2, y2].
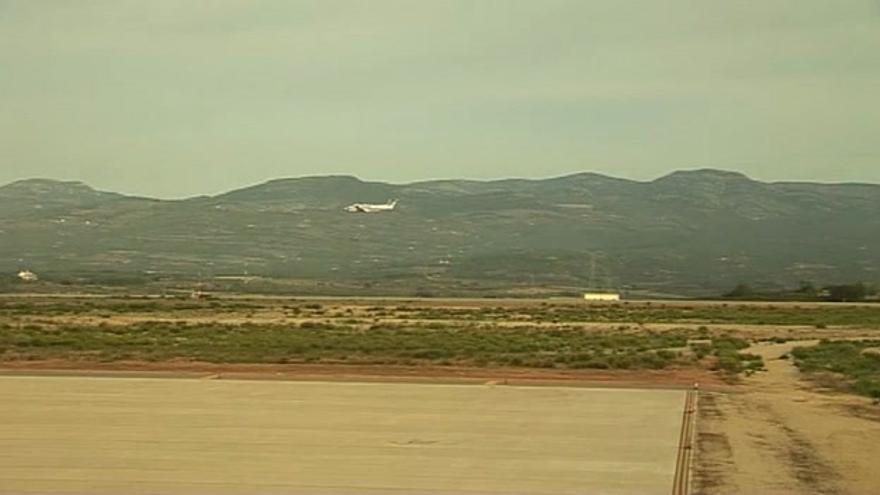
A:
[0, 179, 130, 216]
[1, 170, 877, 296]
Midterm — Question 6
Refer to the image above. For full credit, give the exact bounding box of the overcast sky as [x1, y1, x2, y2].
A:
[1, 1, 878, 198]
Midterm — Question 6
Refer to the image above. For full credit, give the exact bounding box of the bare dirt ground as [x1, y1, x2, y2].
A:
[4, 295, 880, 493]
[5, 294, 877, 343]
[694, 340, 880, 495]
[0, 360, 725, 389]
[0, 376, 684, 495]
[14, 311, 877, 339]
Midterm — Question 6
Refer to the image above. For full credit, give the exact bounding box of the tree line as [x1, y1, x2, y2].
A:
[724, 281, 878, 302]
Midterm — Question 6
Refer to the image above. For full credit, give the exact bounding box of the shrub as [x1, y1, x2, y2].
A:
[854, 378, 880, 399]
[792, 339, 880, 399]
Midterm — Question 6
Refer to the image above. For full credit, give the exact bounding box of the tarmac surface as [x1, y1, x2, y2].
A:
[0, 375, 684, 495]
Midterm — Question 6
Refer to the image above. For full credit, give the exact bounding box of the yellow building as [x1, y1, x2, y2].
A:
[583, 292, 620, 301]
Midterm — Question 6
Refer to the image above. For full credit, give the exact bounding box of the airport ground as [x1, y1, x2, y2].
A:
[1, 295, 879, 494]
[0, 376, 683, 495]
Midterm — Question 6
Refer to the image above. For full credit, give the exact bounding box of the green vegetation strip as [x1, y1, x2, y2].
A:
[0, 322, 759, 372]
[407, 304, 880, 326]
[792, 340, 880, 399]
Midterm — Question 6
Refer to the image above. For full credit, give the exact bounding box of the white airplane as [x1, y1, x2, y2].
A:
[344, 199, 398, 213]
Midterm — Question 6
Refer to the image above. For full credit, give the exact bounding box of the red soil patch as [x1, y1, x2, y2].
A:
[0, 359, 726, 389]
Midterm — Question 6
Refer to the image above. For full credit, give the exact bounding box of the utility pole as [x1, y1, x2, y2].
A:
[589, 253, 597, 291]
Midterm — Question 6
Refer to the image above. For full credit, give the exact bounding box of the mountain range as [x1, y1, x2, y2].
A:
[1, 169, 877, 297]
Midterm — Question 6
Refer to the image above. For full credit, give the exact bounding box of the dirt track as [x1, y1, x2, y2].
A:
[694, 341, 880, 495]
[0, 359, 725, 389]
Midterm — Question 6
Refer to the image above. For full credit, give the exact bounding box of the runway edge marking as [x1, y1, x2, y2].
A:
[672, 384, 698, 495]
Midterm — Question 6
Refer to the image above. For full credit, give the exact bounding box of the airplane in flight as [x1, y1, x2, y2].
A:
[344, 199, 398, 213]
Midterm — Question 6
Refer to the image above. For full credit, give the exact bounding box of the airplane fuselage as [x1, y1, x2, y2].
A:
[344, 200, 398, 213]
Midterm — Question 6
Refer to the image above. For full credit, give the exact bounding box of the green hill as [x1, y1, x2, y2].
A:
[1, 170, 877, 296]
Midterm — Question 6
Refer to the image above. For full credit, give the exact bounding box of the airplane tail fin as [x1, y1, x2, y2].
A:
[388, 199, 398, 208]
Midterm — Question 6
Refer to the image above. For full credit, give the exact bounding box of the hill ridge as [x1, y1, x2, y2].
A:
[1, 169, 877, 296]
[4, 169, 880, 201]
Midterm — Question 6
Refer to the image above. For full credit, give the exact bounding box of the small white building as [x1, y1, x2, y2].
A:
[583, 292, 620, 301]
[17, 270, 39, 282]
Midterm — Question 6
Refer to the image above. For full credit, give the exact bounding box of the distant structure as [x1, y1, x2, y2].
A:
[17, 270, 39, 282]
[583, 292, 620, 301]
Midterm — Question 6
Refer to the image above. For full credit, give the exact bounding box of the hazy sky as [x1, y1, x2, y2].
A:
[1, 1, 878, 197]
